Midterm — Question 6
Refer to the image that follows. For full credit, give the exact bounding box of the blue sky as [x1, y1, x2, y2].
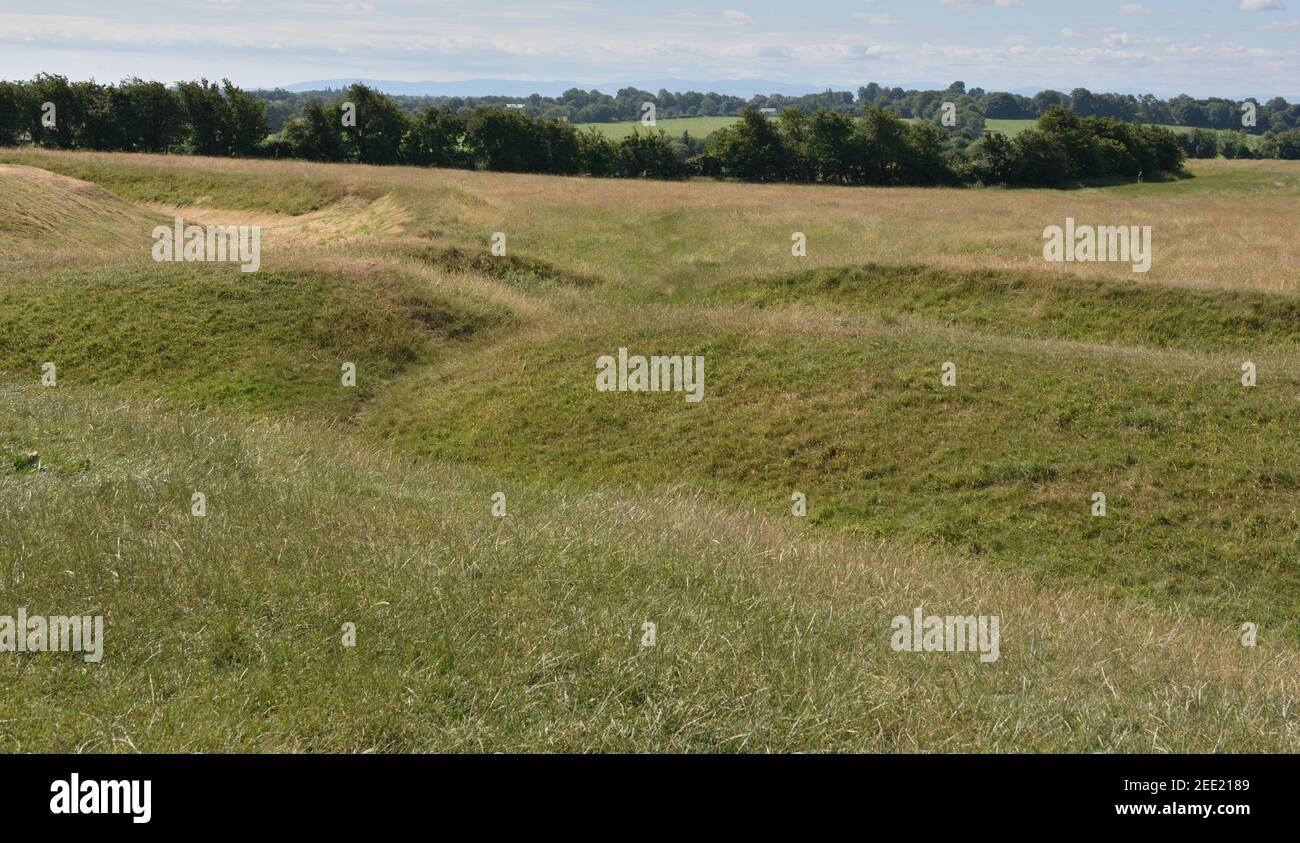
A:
[1, 0, 1297, 96]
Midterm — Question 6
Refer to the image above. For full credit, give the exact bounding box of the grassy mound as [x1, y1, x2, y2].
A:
[711, 262, 1300, 351]
[0, 261, 502, 415]
[0, 164, 164, 254]
[366, 307, 1300, 639]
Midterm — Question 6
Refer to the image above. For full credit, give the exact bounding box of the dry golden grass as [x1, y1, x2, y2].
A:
[6, 148, 1297, 294]
[0, 164, 164, 262]
[425, 160, 1300, 295]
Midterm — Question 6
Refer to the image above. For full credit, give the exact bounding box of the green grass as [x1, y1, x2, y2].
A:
[366, 299, 1300, 639]
[708, 262, 1300, 350]
[0, 260, 502, 416]
[2, 384, 1293, 751]
[0, 149, 1297, 752]
[984, 118, 1037, 138]
[574, 116, 740, 139]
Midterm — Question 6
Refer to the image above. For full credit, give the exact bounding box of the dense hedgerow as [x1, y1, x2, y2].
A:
[9, 74, 1271, 186]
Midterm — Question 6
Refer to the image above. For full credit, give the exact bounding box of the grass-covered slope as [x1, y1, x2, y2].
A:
[709, 262, 1300, 350]
[0, 164, 164, 257]
[1, 385, 1294, 752]
[0, 148, 1296, 751]
[365, 299, 1300, 638]
[0, 263, 500, 414]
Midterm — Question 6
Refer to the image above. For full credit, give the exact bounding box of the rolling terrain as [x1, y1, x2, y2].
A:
[0, 148, 1296, 751]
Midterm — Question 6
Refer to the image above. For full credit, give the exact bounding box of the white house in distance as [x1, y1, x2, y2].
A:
[505, 103, 526, 110]
[759, 107, 778, 117]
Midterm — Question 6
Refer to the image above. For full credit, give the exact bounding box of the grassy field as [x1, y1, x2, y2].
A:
[987, 118, 1269, 152]
[574, 115, 739, 139]
[0, 148, 1296, 752]
[984, 118, 1036, 137]
[574, 116, 1266, 154]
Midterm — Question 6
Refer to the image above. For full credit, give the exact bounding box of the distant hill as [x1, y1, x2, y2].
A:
[281, 78, 830, 98]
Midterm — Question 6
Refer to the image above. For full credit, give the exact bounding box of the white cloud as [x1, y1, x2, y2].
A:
[1239, 0, 1285, 11]
[0, 0, 1297, 98]
[940, 0, 1022, 9]
[853, 12, 902, 24]
[1118, 4, 1149, 16]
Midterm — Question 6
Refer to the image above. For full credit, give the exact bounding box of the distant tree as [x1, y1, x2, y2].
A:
[537, 118, 581, 175]
[1179, 128, 1220, 159]
[1084, 117, 1142, 177]
[1039, 107, 1103, 179]
[806, 109, 861, 184]
[858, 107, 911, 185]
[706, 109, 790, 182]
[1069, 88, 1099, 116]
[176, 80, 228, 155]
[73, 81, 115, 150]
[27, 74, 81, 148]
[343, 83, 407, 164]
[0, 81, 26, 144]
[1272, 129, 1300, 160]
[280, 101, 348, 162]
[903, 121, 956, 185]
[222, 80, 267, 157]
[965, 132, 1017, 185]
[1032, 89, 1071, 116]
[1219, 132, 1254, 160]
[777, 108, 815, 182]
[120, 78, 184, 152]
[1170, 97, 1209, 128]
[983, 92, 1032, 119]
[618, 129, 685, 179]
[465, 108, 553, 171]
[1009, 129, 1070, 185]
[1133, 124, 1186, 172]
[401, 107, 467, 167]
[576, 128, 620, 176]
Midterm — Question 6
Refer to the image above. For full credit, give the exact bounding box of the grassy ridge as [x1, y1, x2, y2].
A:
[365, 307, 1300, 639]
[0, 149, 369, 214]
[709, 263, 1300, 350]
[0, 261, 498, 415]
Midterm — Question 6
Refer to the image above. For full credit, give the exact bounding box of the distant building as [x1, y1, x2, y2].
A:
[505, 103, 526, 110]
[759, 107, 778, 116]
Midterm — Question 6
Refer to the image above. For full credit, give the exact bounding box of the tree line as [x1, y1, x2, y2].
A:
[0, 74, 265, 156]
[0, 77, 1196, 186]
[253, 79, 1300, 137]
[1177, 127, 1300, 160]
